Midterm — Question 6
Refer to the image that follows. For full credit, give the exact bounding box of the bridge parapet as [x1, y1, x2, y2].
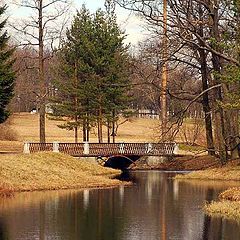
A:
[24, 142, 178, 156]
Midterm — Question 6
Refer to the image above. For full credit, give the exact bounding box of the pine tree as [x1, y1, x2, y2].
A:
[51, 6, 97, 142]
[91, 9, 130, 143]
[0, 5, 15, 123]
[51, 5, 131, 143]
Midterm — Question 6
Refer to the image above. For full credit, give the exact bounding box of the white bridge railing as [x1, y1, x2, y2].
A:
[24, 142, 178, 156]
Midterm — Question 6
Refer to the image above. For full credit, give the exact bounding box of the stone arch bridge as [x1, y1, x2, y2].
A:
[24, 142, 178, 170]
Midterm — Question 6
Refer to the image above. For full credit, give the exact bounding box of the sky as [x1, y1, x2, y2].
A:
[7, 0, 146, 47]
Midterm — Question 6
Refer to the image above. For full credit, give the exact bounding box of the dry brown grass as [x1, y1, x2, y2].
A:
[9, 113, 158, 143]
[204, 187, 240, 220]
[0, 113, 160, 152]
[0, 152, 123, 193]
[175, 162, 240, 181]
[0, 123, 19, 141]
[0, 141, 23, 152]
[204, 188, 240, 220]
[204, 200, 240, 220]
[219, 187, 240, 201]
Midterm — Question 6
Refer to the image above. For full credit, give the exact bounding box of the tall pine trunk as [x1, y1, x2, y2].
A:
[107, 119, 111, 143]
[98, 106, 103, 143]
[112, 110, 116, 143]
[83, 119, 86, 142]
[74, 125, 78, 143]
[86, 113, 90, 142]
[39, 0, 46, 143]
[74, 61, 78, 143]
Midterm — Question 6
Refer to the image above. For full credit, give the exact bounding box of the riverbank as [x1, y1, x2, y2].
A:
[132, 155, 221, 171]
[0, 152, 124, 197]
[175, 161, 240, 220]
[204, 187, 240, 220]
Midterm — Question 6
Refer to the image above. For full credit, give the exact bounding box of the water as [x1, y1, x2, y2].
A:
[0, 171, 240, 240]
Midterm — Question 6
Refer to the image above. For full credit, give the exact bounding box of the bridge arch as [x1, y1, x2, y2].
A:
[104, 155, 141, 170]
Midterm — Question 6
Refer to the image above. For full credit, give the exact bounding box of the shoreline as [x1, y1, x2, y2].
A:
[174, 160, 240, 221]
[0, 152, 127, 197]
[131, 155, 221, 171]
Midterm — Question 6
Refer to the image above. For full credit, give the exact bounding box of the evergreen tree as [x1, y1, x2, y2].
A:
[0, 5, 15, 123]
[51, 5, 130, 143]
[50, 6, 95, 142]
[91, 9, 130, 142]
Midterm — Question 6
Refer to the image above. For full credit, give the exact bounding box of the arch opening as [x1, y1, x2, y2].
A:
[104, 155, 141, 170]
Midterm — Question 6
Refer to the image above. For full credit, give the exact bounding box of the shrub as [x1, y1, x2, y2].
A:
[0, 123, 18, 141]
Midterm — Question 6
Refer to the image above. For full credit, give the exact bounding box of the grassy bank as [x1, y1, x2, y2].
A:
[204, 200, 240, 220]
[205, 187, 240, 220]
[175, 161, 240, 220]
[132, 155, 220, 171]
[0, 152, 123, 195]
[175, 161, 240, 180]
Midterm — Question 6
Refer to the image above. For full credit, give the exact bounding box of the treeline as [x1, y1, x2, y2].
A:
[111, 0, 240, 161]
[1, 1, 240, 162]
[11, 6, 131, 143]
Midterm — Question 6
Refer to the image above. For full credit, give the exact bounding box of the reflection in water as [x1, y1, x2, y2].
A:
[83, 189, 89, 210]
[0, 218, 8, 240]
[0, 172, 240, 239]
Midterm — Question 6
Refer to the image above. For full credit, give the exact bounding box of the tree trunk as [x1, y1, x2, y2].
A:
[98, 107, 103, 143]
[86, 113, 90, 142]
[83, 119, 86, 142]
[210, 0, 227, 163]
[199, 49, 215, 155]
[39, 0, 46, 143]
[74, 61, 78, 143]
[74, 126, 78, 143]
[224, 108, 239, 159]
[160, 0, 168, 139]
[198, 4, 215, 155]
[211, 56, 227, 163]
[107, 119, 111, 143]
[112, 110, 116, 143]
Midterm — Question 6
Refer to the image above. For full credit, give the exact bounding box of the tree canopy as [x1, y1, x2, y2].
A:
[51, 5, 130, 142]
[0, 5, 15, 123]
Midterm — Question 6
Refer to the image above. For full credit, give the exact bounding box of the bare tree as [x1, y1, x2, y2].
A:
[10, 0, 71, 142]
[109, 0, 240, 161]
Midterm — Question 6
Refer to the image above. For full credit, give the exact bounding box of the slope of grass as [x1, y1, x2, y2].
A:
[0, 152, 123, 193]
[175, 162, 240, 181]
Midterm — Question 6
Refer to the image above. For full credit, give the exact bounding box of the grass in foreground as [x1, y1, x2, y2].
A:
[0, 152, 123, 193]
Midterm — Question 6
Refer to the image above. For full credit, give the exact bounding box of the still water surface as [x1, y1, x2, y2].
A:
[1, 171, 240, 240]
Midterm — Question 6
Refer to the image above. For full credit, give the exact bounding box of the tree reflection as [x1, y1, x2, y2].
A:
[1, 172, 240, 239]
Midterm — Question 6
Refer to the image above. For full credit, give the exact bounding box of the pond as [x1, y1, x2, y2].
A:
[0, 171, 240, 240]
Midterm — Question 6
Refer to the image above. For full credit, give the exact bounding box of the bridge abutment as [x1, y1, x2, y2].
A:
[145, 156, 169, 166]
